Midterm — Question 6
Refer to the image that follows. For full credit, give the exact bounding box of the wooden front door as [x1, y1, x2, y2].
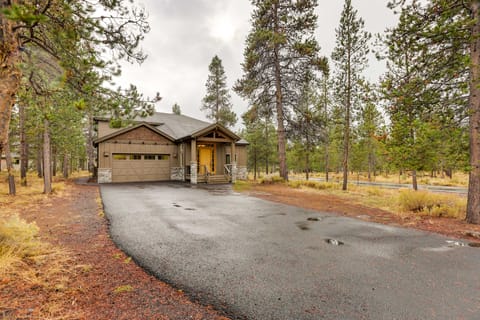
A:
[198, 146, 215, 174]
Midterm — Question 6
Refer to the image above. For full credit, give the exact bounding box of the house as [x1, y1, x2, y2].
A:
[93, 112, 248, 184]
[0, 152, 20, 172]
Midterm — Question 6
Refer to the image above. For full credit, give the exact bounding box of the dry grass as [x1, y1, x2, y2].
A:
[0, 171, 84, 319]
[398, 189, 466, 219]
[290, 171, 469, 187]
[0, 172, 73, 214]
[255, 178, 468, 221]
[0, 215, 45, 273]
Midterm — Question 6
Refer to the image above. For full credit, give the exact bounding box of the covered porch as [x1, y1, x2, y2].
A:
[176, 124, 241, 184]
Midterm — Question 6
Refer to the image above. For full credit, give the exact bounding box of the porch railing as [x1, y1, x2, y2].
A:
[224, 164, 232, 182]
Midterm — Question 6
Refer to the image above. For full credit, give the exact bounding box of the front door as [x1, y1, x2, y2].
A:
[198, 145, 215, 174]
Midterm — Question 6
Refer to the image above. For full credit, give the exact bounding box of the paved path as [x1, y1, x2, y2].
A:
[101, 182, 480, 320]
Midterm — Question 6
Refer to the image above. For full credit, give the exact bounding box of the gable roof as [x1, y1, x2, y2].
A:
[190, 123, 240, 141]
[95, 112, 247, 144]
[140, 113, 212, 140]
[93, 122, 175, 145]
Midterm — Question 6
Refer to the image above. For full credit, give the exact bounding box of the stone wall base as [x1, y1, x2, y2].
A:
[98, 168, 112, 183]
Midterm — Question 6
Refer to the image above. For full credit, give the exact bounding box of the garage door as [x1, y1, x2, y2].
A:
[112, 154, 170, 182]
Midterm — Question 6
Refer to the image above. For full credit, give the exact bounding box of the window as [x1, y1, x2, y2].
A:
[157, 154, 170, 160]
[113, 154, 128, 160]
[132, 154, 142, 160]
[225, 154, 231, 165]
[144, 154, 156, 160]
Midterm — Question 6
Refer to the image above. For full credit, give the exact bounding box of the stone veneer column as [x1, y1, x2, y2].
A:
[190, 162, 197, 184]
[231, 162, 237, 183]
[231, 141, 237, 183]
[190, 138, 197, 184]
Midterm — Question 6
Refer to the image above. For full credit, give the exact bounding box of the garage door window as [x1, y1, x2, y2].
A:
[113, 154, 143, 160]
[144, 154, 156, 160]
[113, 154, 128, 160]
[157, 154, 169, 160]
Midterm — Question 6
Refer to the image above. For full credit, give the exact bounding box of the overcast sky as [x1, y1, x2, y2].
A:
[116, 0, 398, 128]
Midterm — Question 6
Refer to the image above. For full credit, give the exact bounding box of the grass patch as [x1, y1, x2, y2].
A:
[280, 179, 467, 220]
[0, 215, 47, 272]
[398, 189, 466, 219]
[287, 180, 340, 190]
[258, 175, 285, 184]
[113, 285, 134, 294]
[233, 180, 252, 192]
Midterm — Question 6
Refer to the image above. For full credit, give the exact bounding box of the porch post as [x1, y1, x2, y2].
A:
[231, 141, 237, 183]
[180, 143, 185, 181]
[191, 139, 197, 184]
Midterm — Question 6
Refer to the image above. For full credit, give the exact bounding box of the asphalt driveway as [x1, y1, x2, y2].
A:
[101, 182, 480, 320]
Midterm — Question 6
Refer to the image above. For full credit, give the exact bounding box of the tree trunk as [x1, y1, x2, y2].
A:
[265, 118, 269, 175]
[412, 170, 418, 191]
[63, 153, 69, 178]
[19, 104, 28, 186]
[86, 112, 96, 176]
[52, 147, 57, 177]
[342, 46, 352, 191]
[4, 141, 16, 195]
[305, 149, 310, 181]
[43, 119, 52, 194]
[273, 2, 288, 181]
[0, 5, 21, 152]
[467, 2, 480, 224]
[36, 137, 43, 178]
[253, 149, 257, 181]
[323, 77, 329, 183]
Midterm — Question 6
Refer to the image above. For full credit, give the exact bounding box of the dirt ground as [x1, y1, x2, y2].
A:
[3, 180, 480, 320]
[246, 183, 480, 243]
[1, 181, 228, 320]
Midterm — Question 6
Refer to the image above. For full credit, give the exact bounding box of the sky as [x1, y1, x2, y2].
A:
[116, 0, 398, 128]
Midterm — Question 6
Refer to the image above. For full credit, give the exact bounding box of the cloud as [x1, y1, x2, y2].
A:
[115, 0, 397, 129]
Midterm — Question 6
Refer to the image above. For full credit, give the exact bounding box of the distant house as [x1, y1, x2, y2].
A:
[93, 113, 248, 184]
[0, 152, 20, 172]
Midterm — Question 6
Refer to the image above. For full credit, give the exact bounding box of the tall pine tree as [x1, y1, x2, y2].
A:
[387, 0, 478, 223]
[331, 0, 371, 190]
[235, 0, 324, 180]
[201, 55, 237, 127]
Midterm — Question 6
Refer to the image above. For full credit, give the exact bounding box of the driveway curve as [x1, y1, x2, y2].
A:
[101, 182, 480, 320]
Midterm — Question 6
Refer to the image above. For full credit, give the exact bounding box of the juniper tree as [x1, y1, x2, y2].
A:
[331, 0, 371, 190]
[235, 0, 324, 180]
[201, 55, 237, 127]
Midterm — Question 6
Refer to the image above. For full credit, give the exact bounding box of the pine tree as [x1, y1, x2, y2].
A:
[331, 0, 371, 190]
[355, 83, 384, 181]
[172, 103, 181, 115]
[0, 0, 155, 156]
[201, 55, 237, 127]
[235, 0, 324, 180]
[290, 72, 324, 180]
[386, 0, 479, 223]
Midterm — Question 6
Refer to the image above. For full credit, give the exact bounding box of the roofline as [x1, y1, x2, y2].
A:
[94, 116, 164, 127]
[190, 123, 241, 141]
[93, 122, 176, 145]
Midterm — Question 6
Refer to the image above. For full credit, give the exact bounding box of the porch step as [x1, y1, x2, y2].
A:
[207, 175, 230, 184]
